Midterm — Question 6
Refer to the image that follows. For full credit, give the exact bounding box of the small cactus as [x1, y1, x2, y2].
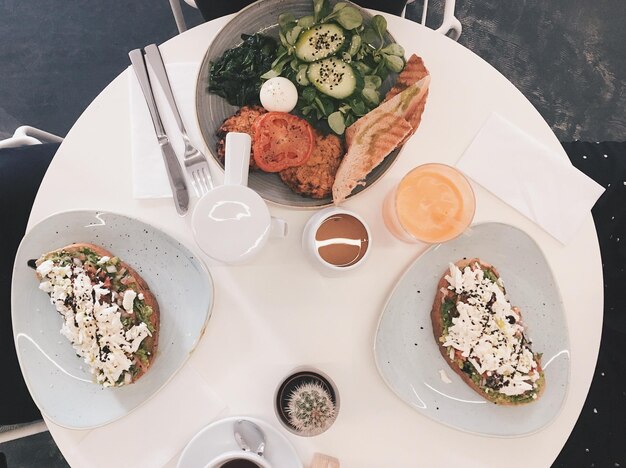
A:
[286, 381, 336, 436]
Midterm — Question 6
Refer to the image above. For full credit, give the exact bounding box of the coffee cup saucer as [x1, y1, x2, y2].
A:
[177, 416, 302, 468]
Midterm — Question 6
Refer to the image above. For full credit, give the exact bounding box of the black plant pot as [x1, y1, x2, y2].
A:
[274, 368, 340, 436]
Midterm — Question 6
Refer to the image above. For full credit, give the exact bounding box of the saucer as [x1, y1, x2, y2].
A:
[177, 416, 302, 468]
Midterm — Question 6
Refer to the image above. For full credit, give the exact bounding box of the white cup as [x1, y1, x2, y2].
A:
[302, 206, 371, 274]
[204, 450, 270, 468]
[192, 133, 287, 264]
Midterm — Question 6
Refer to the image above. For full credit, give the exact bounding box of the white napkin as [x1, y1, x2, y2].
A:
[129, 63, 203, 198]
[67, 364, 227, 468]
[457, 113, 605, 244]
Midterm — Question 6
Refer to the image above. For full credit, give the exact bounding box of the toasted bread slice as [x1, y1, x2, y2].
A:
[384, 54, 430, 146]
[345, 75, 430, 147]
[384, 54, 430, 101]
[333, 112, 412, 204]
[35, 243, 159, 387]
[334, 66, 431, 203]
[432, 258, 545, 405]
[344, 54, 431, 148]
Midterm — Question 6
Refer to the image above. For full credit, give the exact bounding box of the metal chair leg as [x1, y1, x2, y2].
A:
[169, 0, 187, 34]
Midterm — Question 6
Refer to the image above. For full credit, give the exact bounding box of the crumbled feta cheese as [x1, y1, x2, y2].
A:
[122, 290, 137, 312]
[442, 262, 539, 396]
[36, 259, 54, 277]
[37, 256, 150, 387]
[439, 369, 452, 384]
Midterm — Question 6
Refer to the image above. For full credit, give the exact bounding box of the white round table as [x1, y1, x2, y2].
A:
[27, 13, 602, 468]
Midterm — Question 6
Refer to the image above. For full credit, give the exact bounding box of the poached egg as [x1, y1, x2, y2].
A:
[259, 77, 298, 112]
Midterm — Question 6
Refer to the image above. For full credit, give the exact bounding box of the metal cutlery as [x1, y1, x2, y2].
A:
[129, 48, 189, 215]
[143, 43, 214, 197]
[234, 419, 266, 457]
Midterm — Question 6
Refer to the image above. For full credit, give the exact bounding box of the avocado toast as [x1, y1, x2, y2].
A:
[35, 243, 159, 387]
[432, 258, 545, 404]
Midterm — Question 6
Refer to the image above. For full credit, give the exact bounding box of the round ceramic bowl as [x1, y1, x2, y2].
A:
[196, 0, 402, 208]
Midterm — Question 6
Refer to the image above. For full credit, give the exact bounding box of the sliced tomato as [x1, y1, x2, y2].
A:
[252, 112, 314, 172]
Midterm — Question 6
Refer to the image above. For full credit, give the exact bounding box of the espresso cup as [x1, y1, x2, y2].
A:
[192, 133, 287, 264]
[204, 450, 270, 468]
[302, 207, 371, 274]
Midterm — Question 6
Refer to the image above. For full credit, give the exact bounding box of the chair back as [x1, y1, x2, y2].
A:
[169, 0, 461, 40]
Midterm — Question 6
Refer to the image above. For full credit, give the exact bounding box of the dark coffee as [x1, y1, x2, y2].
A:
[220, 459, 260, 468]
[315, 214, 369, 267]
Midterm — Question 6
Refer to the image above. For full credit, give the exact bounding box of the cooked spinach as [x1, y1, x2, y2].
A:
[208, 33, 278, 107]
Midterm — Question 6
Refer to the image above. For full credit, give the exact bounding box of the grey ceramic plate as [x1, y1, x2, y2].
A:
[196, 0, 401, 208]
[374, 223, 570, 437]
[12, 211, 214, 429]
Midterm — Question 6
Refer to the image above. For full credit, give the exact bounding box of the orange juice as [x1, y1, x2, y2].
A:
[383, 164, 475, 243]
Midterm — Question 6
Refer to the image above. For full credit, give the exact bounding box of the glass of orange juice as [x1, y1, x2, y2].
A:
[382, 163, 475, 244]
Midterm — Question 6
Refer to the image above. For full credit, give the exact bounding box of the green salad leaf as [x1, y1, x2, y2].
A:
[320, 2, 363, 30]
[207, 0, 406, 135]
[328, 111, 346, 134]
[275, 0, 404, 133]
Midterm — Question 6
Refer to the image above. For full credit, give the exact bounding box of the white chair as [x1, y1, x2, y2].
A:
[0, 126, 63, 150]
[169, 0, 462, 40]
[0, 421, 48, 444]
[404, 0, 461, 41]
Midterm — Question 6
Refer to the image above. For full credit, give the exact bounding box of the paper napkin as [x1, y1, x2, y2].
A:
[129, 62, 203, 199]
[67, 363, 227, 468]
[456, 113, 605, 244]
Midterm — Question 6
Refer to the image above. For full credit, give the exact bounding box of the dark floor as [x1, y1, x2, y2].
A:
[0, 431, 68, 468]
[0, 0, 624, 142]
[0, 0, 624, 467]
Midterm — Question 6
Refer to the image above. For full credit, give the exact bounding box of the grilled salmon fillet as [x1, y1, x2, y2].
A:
[333, 113, 412, 203]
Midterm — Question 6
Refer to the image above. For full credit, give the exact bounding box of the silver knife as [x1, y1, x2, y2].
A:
[129, 48, 189, 216]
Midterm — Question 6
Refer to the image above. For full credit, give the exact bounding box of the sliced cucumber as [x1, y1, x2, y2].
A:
[307, 57, 357, 99]
[295, 23, 346, 62]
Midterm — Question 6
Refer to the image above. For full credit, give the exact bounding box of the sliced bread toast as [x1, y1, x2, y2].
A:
[334, 55, 431, 203]
[431, 258, 545, 405]
[333, 112, 412, 203]
[35, 243, 159, 387]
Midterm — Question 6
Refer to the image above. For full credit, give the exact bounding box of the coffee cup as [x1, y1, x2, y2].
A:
[192, 133, 287, 264]
[204, 450, 270, 468]
[302, 207, 371, 274]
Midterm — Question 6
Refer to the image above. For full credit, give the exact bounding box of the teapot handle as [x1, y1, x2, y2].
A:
[270, 217, 288, 238]
[224, 132, 252, 186]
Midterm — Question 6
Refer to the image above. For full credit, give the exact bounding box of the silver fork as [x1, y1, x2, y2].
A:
[143, 44, 214, 197]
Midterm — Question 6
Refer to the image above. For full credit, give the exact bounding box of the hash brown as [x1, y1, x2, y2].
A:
[216, 105, 267, 169]
[279, 132, 344, 199]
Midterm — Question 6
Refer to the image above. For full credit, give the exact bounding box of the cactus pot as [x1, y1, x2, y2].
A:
[274, 367, 340, 437]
